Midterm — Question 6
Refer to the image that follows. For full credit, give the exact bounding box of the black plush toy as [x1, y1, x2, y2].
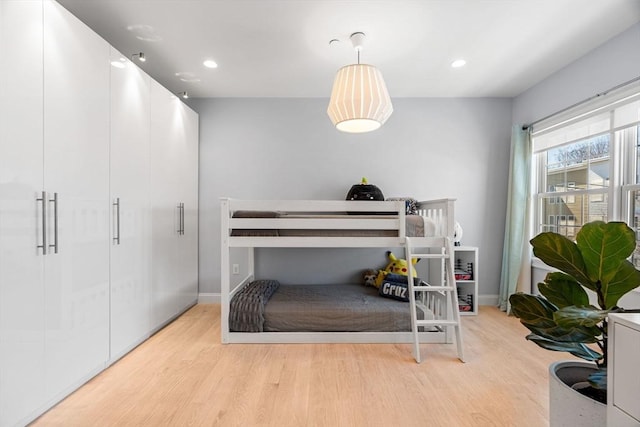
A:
[345, 177, 384, 201]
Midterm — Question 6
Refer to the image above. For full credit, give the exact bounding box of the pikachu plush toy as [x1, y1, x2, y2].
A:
[373, 251, 418, 288]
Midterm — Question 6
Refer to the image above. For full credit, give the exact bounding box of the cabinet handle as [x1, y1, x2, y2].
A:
[113, 198, 121, 245]
[177, 203, 182, 235]
[37, 191, 47, 255]
[180, 203, 185, 235]
[48, 192, 58, 254]
[175, 202, 185, 236]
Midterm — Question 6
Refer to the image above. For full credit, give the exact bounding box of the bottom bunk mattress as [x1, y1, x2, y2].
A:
[229, 281, 431, 333]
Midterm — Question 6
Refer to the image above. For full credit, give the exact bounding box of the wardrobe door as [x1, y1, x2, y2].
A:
[0, 1, 46, 425]
[43, 0, 110, 402]
[174, 103, 199, 313]
[109, 47, 152, 360]
[150, 80, 183, 329]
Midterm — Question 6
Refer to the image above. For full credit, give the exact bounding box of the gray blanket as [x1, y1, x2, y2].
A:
[264, 283, 427, 332]
[229, 280, 280, 332]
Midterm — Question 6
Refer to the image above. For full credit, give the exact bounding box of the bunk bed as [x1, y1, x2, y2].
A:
[220, 198, 463, 360]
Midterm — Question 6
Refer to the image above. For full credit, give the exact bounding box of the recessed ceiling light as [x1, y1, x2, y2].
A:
[451, 59, 467, 68]
[175, 71, 201, 83]
[203, 59, 218, 69]
[126, 24, 162, 42]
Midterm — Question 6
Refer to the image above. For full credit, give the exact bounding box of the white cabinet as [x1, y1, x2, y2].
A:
[453, 246, 478, 315]
[0, 2, 198, 425]
[607, 313, 640, 426]
[1, 1, 112, 424]
[109, 47, 152, 361]
[0, 2, 46, 426]
[43, 0, 111, 403]
[176, 104, 199, 314]
[150, 81, 199, 331]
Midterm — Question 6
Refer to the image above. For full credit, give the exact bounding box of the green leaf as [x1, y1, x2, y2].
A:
[532, 221, 640, 310]
[603, 260, 640, 308]
[576, 221, 636, 286]
[526, 334, 602, 361]
[553, 306, 607, 329]
[509, 293, 556, 327]
[530, 233, 593, 290]
[510, 295, 601, 343]
[525, 322, 600, 344]
[538, 272, 589, 308]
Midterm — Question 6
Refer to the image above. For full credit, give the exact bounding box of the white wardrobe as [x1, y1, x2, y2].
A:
[0, 1, 199, 426]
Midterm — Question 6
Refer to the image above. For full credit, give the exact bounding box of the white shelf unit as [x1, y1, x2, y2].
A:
[453, 246, 478, 315]
[607, 313, 640, 426]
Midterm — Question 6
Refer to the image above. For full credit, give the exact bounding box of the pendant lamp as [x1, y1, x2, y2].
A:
[327, 32, 393, 133]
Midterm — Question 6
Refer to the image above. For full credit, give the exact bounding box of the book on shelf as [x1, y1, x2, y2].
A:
[454, 259, 474, 280]
[454, 270, 472, 280]
[458, 293, 473, 312]
[458, 303, 472, 312]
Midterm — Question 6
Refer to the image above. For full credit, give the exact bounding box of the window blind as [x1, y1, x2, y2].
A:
[532, 80, 640, 153]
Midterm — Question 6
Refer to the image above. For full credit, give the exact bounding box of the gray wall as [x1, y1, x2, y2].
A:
[190, 97, 512, 301]
[190, 23, 640, 304]
[512, 23, 640, 126]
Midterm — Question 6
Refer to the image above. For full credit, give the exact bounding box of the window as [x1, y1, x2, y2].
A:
[536, 135, 610, 237]
[531, 87, 640, 248]
[567, 182, 576, 203]
[622, 127, 640, 268]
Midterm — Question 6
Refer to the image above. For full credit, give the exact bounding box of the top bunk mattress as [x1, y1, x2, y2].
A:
[230, 211, 434, 237]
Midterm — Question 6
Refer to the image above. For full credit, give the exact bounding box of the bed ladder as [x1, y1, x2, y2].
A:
[405, 236, 465, 363]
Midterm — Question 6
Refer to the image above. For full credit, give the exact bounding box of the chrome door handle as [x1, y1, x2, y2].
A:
[177, 203, 182, 235]
[37, 191, 47, 255]
[180, 203, 185, 235]
[177, 202, 185, 235]
[48, 192, 58, 254]
[113, 198, 120, 245]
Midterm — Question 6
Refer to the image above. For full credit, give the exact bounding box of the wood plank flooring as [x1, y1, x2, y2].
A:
[31, 305, 569, 427]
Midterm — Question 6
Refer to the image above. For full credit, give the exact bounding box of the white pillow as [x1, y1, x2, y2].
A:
[423, 216, 437, 237]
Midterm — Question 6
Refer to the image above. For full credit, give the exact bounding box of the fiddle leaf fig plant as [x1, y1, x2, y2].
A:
[509, 221, 640, 394]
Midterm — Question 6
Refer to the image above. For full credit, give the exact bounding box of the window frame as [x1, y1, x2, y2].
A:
[533, 133, 613, 237]
[528, 85, 640, 296]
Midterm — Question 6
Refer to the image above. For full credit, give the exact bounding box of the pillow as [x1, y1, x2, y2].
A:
[423, 216, 437, 237]
[386, 197, 418, 215]
[378, 273, 421, 302]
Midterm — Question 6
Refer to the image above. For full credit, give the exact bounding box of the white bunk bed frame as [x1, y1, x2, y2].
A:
[220, 198, 458, 346]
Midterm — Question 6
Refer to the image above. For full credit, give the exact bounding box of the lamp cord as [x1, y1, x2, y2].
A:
[357, 50, 360, 65]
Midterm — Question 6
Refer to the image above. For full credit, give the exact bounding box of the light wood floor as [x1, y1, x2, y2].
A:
[32, 305, 568, 427]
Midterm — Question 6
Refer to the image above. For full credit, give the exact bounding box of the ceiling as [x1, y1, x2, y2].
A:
[56, 0, 640, 99]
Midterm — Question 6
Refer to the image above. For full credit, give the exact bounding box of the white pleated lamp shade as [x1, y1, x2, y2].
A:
[327, 63, 393, 133]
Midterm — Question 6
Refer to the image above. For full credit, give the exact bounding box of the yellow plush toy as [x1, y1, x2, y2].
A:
[384, 251, 418, 276]
[373, 251, 418, 288]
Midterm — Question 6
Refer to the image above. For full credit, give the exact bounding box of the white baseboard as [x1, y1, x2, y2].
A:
[478, 294, 499, 307]
[198, 292, 220, 304]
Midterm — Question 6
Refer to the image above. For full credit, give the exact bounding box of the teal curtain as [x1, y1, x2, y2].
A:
[499, 126, 532, 312]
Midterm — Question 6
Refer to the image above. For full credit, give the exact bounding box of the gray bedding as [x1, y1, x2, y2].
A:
[230, 212, 431, 237]
[229, 279, 280, 332]
[263, 283, 426, 332]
